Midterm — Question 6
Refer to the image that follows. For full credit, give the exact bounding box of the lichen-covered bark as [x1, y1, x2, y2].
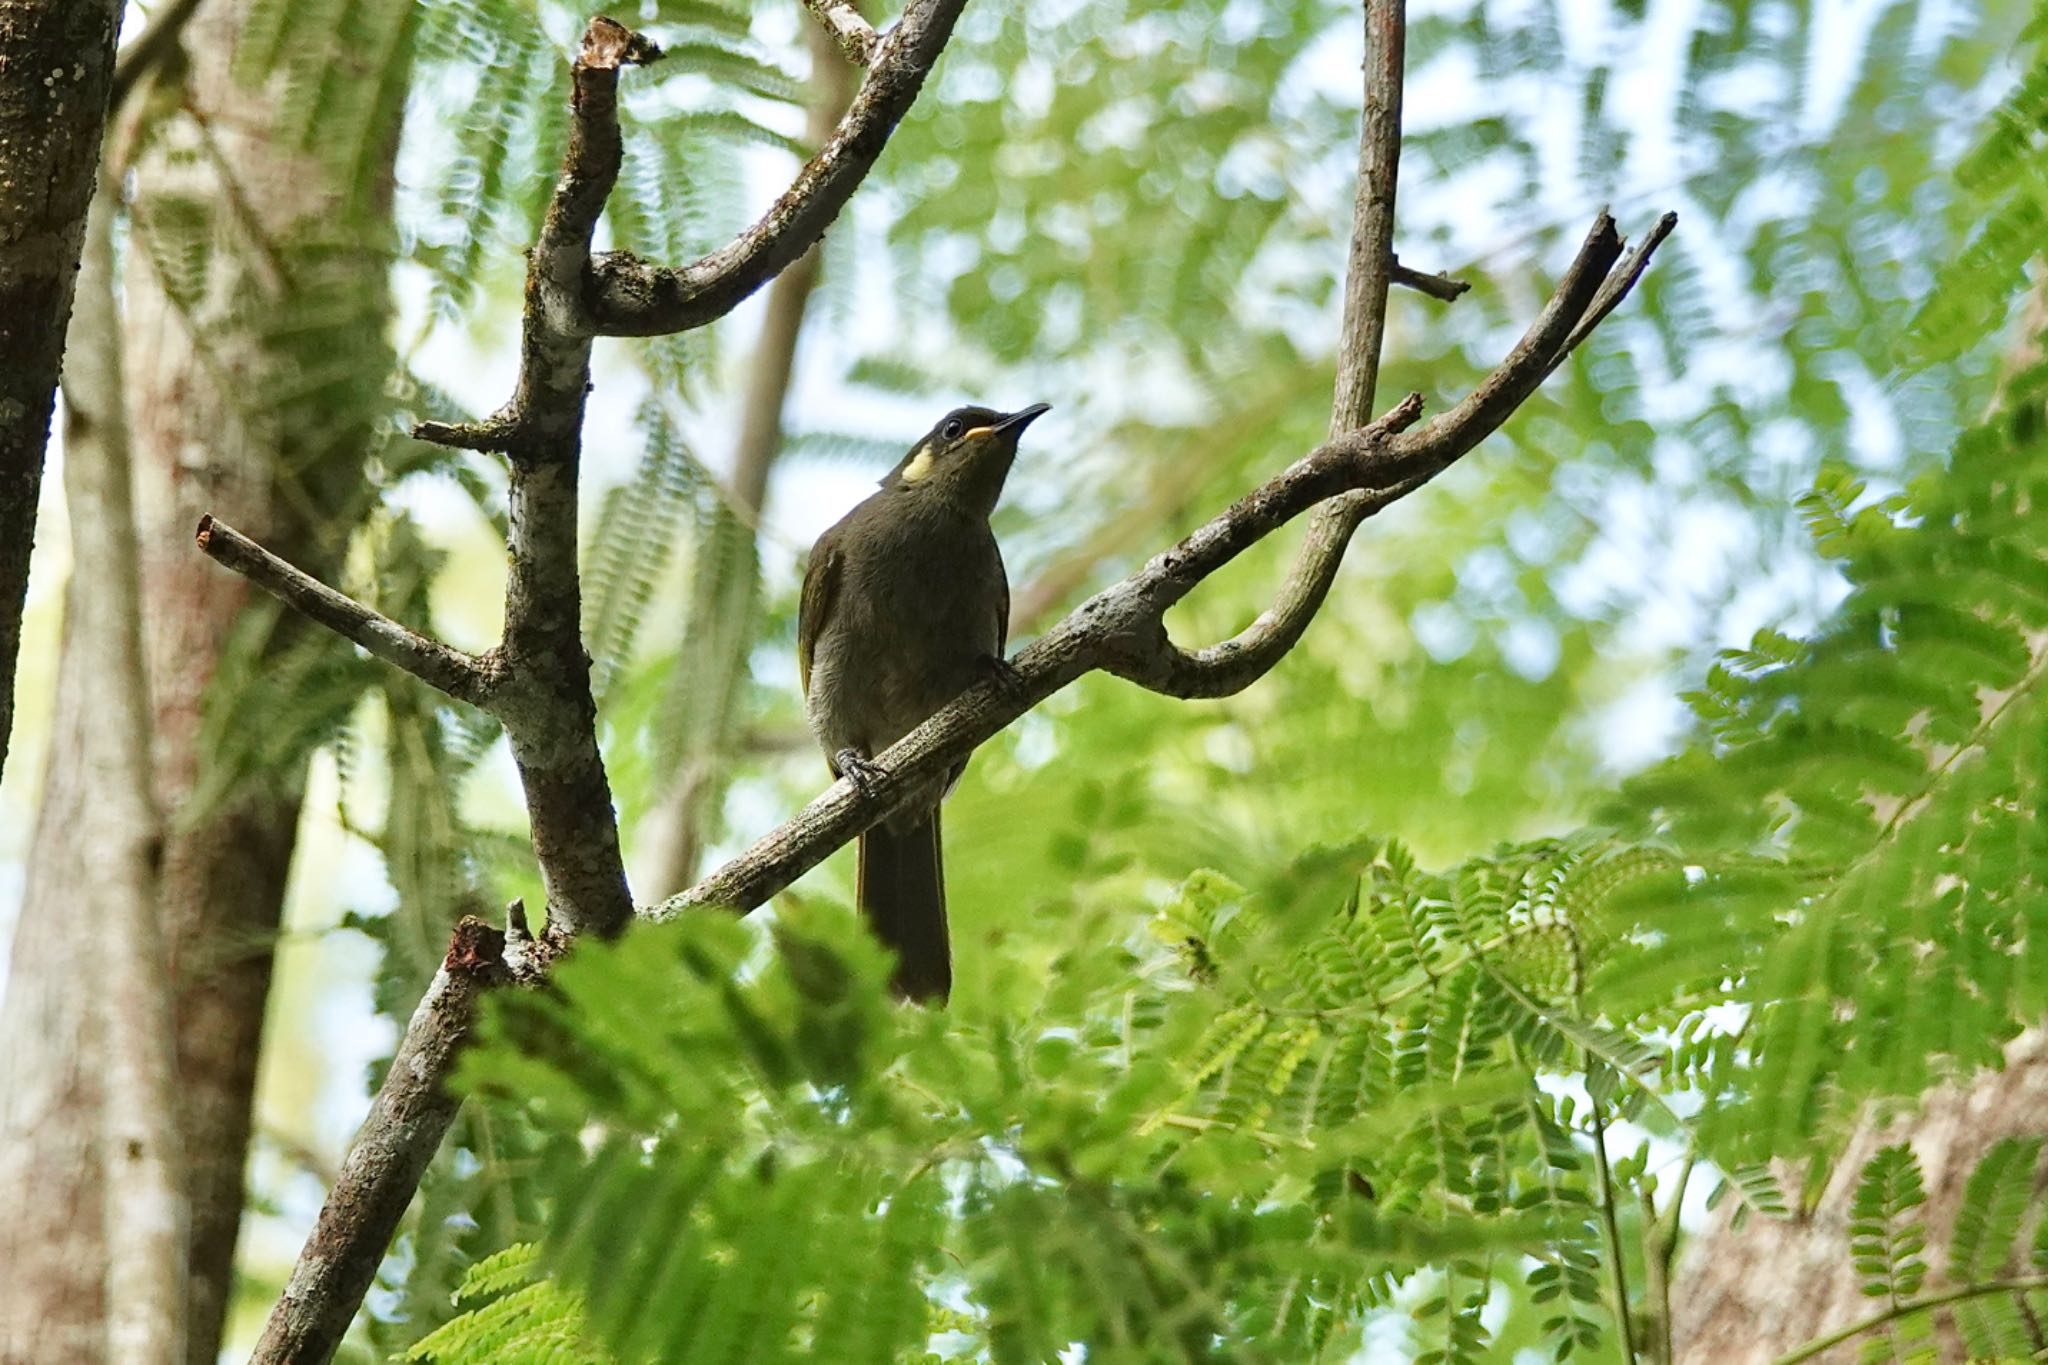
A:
[0, 0, 122, 786]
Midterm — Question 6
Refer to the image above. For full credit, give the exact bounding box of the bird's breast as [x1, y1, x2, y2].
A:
[808, 502, 1004, 751]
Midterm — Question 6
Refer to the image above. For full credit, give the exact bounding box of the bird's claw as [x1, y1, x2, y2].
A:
[835, 749, 887, 799]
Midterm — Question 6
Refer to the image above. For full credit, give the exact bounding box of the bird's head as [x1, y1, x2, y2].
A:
[883, 402, 1051, 518]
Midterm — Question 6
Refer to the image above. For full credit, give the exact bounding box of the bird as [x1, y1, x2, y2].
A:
[798, 402, 1051, 1001]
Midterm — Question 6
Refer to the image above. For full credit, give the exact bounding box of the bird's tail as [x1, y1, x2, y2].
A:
[857, 810, 950, 1002]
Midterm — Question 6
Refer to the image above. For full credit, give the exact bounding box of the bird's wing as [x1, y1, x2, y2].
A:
[994, 559, 1010, 656]
[797, 539, 842, 698]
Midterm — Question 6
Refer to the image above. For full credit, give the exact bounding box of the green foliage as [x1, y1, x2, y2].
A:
[1848, 1145, 1930, 1311]
[406, 1243, 610, 1365]
[1612, 343, 2048, 1162]
[411, 832, 1740, 1363]
[1827, 1139, 2048, 1364]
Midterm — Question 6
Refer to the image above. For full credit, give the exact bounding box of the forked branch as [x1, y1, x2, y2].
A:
[662, 205, 1668, 914]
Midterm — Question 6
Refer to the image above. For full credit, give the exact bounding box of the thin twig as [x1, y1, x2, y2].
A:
[801, 0, 878, 64]
[194, 515, 493, 705]
[1391, 256, 1470, 302]
[1771, 1275, 2048, 1365]
[1588, 1070, 1640, 1365]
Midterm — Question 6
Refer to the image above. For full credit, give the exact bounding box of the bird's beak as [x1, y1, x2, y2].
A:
[993, 402, 1052, 435]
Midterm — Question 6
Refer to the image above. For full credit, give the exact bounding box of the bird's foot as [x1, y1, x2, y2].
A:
[982, 654, 1029, 701]
[834, 749, 887, 799]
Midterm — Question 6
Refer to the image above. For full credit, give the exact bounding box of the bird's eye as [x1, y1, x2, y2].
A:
[941, 418, 965, 441]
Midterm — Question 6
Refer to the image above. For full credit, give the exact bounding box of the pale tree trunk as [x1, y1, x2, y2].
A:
[0, 1, 409, 1360]
[635, 19, 855, 899]
[1672, 1031, 2048, 1363]
[67, 184, 188, 1365]
[0, 0, 123, 786]
[0, 555, 108, 1365]
[0, 181, 152, 1365]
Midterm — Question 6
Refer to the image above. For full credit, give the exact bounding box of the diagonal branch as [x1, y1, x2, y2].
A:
[585, 0, 968, 336]
[250, 921, 522, 1365]
[195, 515, 494, 705]
[1392, 256, 1471, 302]
[108, 0, 203, 106]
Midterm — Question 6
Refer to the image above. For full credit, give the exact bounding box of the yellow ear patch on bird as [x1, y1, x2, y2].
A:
[901, 443, 935, 482]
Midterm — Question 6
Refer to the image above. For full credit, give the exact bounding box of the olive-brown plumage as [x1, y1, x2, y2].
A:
[799, 403, 1049, 1000]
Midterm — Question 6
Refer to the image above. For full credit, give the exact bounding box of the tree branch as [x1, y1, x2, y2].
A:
[194, 515, 493, 705]
[657, 204, 1667, 911]
[1331, 0, 1406, 434]
[1391, 256, 1470, 302]
[1771, 1275, 2048, 1365]
[1145, 0, 1410, 710]
[801, 0, 878, 65]
[249, 921, 522, 1365]
[585, 0, 968, 336]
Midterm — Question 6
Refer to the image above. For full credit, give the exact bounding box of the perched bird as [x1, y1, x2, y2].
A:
[799, 402, 1051, 1001]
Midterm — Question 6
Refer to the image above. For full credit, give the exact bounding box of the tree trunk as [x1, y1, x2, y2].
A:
[1672, 1032, 2048, 1363]
[67, 183, 187, 1365]
[121, 5, 409, 1359]
[635, 20, 854, 899]
[0, 559, 108, 1365]
[0, 1, 410, 1358]
[0, 0, 123, 785]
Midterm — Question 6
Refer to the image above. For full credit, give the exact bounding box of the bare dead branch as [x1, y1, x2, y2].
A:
[1144, 210, 1655, 695]
[1393, 211, 1626, 463]
[194, 515, 494, 705]
[585, 0, 969, 336]
[802, 0, 878, 65]
[418, 16, 660, 455]
[1391, 256, 1471, 302]
[1562, 209, 1678, 355]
